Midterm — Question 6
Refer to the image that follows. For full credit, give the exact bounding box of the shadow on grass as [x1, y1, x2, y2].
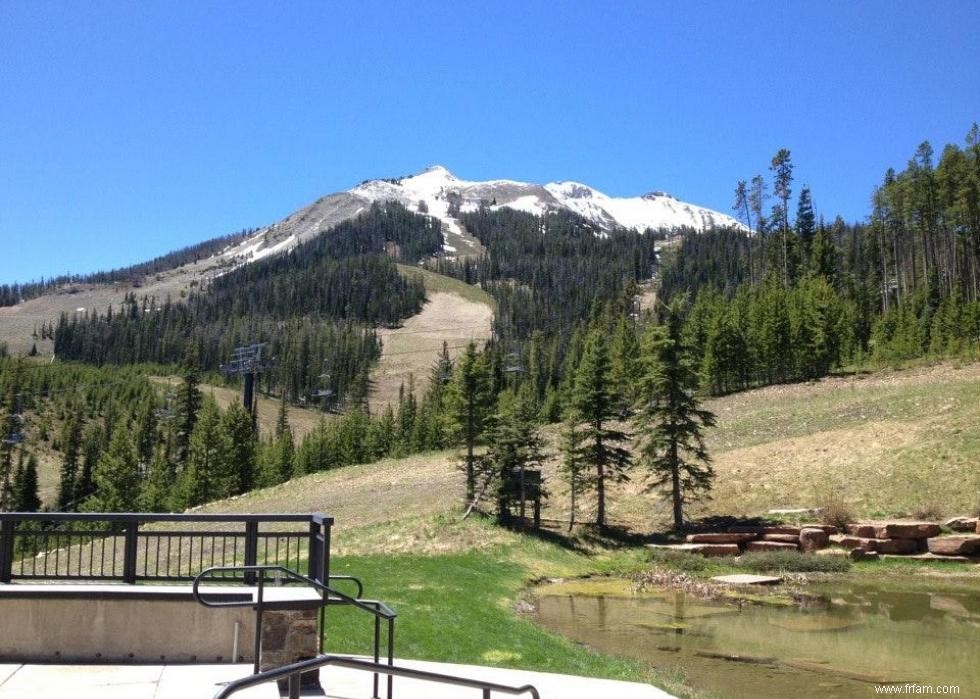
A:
[499, 514, 790, 552]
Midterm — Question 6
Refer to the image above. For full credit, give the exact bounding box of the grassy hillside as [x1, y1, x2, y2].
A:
[205, 360, 980, 533]
[150, 376, 327, 442]
[369, 266, 493, 411]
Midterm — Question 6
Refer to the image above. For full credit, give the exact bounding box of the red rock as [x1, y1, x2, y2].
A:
[746, 541, 798, 552]
[848, 521, 941, 540]
[836, 536, 879, 551]
[800, 524, 838, 534]
[763, 525, 801, 536]
[876, 538, 921, 554]
[847, 523, 878, 538]
[686, 533, 757, 544]
[762, 533, 800, 544]
[873, 522, 941, 540]
[943, 517, 978, 532]
[697, 544, 741, 557]
[800, 528, 830, 552]
[927, 536, 980, 556]
[976, 519, 980, 535]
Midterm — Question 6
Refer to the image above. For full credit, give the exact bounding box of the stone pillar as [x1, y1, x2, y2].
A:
[260, 608, 320, 689]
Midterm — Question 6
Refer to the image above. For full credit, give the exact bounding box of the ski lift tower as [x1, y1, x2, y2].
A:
[220, 343, 274, 414]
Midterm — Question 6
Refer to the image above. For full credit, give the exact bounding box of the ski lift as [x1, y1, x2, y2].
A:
[155, 392, 176, 420]
[503, 351, 525, 374]
[2, 431, 24, 446]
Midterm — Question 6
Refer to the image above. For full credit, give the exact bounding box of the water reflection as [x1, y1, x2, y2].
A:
[533, 580, 980, 698]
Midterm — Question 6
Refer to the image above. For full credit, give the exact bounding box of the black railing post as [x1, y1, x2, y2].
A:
[307, 521, 320, 581]
[122, 519, 138, 584]
[387, 616, 394, 699]
[319, 522, 330, 654]
[244, 521, 259, 585]
[0, 517, 14, 583]
[253, 572, 265, 675]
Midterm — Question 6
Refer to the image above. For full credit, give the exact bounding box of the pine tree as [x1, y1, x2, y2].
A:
[558, 413, 585, 531]
[222, 403, 257, 495]
[177, 398, 229, 507]
[75, 424, 102, 505]
[89, 420, 140, 512]
[174, 346, 202, 467]
[609, 315, 642, 415]
[634, 299, 716, 528]
[770, 149, 794, 285]
[446, 341, 492, 505]
[14, 451, 41, 512]
[57, 417, 82, 510]
[139, 446, 173, 512]
[570, 327, 632, 529]
[484, 389, 547, 525]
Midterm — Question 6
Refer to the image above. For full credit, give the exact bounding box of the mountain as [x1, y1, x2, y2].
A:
[215, 165, 744, 268]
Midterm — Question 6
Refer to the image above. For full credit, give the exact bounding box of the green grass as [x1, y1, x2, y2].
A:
[397, 264, 494, 307]
[735, 551, 851, 573]
[322, 520, 702, 697]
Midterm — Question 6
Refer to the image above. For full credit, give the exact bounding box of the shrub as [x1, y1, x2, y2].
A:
[737, 550, 851, 573]
[647, 548, 711, 573]
[819, 490, 854, 531]
[910, 501, 944, 521]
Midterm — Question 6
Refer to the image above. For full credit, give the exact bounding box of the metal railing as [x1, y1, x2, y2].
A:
[213, 654, 541, 699]
[0, 512, 332, 585]
[193, 564, 397, 698]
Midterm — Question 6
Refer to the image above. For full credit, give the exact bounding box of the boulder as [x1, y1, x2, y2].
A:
[800, 528, 830, 552]
[927, 536, 980, 556]
[799, 523, 838, 534]
[846, 524, 878, 538]
[848, 521, 941, 540]
[943, 517, 978, 532]
[686, 533, 756, 544]
[762, 533, 800, 544]
[836, 536, 880, 551]
[876, 538, 921, 555]
[698, 544, 741, 557]
[763, 525, 801, 536]
[874, 522, 941, 540]
[850, 548, 879, 562]
[746, 541, 798, 552]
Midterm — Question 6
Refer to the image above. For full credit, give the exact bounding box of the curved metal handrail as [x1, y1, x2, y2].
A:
[192, 564, 396, 695]
[213, 654, 541, 699]
[192, 564, 393, 618]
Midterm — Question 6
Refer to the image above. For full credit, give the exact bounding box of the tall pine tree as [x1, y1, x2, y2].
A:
[634, 299, 716, 528]
[570, 327, 632, 529]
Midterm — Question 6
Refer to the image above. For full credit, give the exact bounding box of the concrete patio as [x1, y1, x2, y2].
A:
[0, 658, 674, 699]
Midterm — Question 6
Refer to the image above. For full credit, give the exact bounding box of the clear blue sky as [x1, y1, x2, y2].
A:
[1, 1, 978, 283]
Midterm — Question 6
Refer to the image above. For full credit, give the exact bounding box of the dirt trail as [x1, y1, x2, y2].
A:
[369, 291, 493, 412]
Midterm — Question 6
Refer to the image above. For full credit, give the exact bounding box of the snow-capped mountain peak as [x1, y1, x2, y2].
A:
[214, 165, 744, 270]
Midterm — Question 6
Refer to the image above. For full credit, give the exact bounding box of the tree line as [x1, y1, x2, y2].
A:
[52, 203, 442, 408]
[0, 229, 252, 308]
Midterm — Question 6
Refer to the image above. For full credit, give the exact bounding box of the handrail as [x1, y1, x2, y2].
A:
[0, 512, 332, 524]
[193, 565, 395, 697]
[213, 654, 541, 699]
[193, 565, 393, 618]
[0, 512, 332, 585]
[328, 573, 364, 599]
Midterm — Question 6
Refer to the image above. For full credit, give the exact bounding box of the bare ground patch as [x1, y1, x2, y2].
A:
[369, 291, 493, 412]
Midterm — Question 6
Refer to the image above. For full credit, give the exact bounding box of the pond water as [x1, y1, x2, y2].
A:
[532, 578, 980, 698]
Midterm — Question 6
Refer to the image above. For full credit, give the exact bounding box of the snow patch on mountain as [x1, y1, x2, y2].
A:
[205, 165, 743, 273]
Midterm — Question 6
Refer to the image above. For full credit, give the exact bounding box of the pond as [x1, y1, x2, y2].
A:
[532, 578, 980, 698]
